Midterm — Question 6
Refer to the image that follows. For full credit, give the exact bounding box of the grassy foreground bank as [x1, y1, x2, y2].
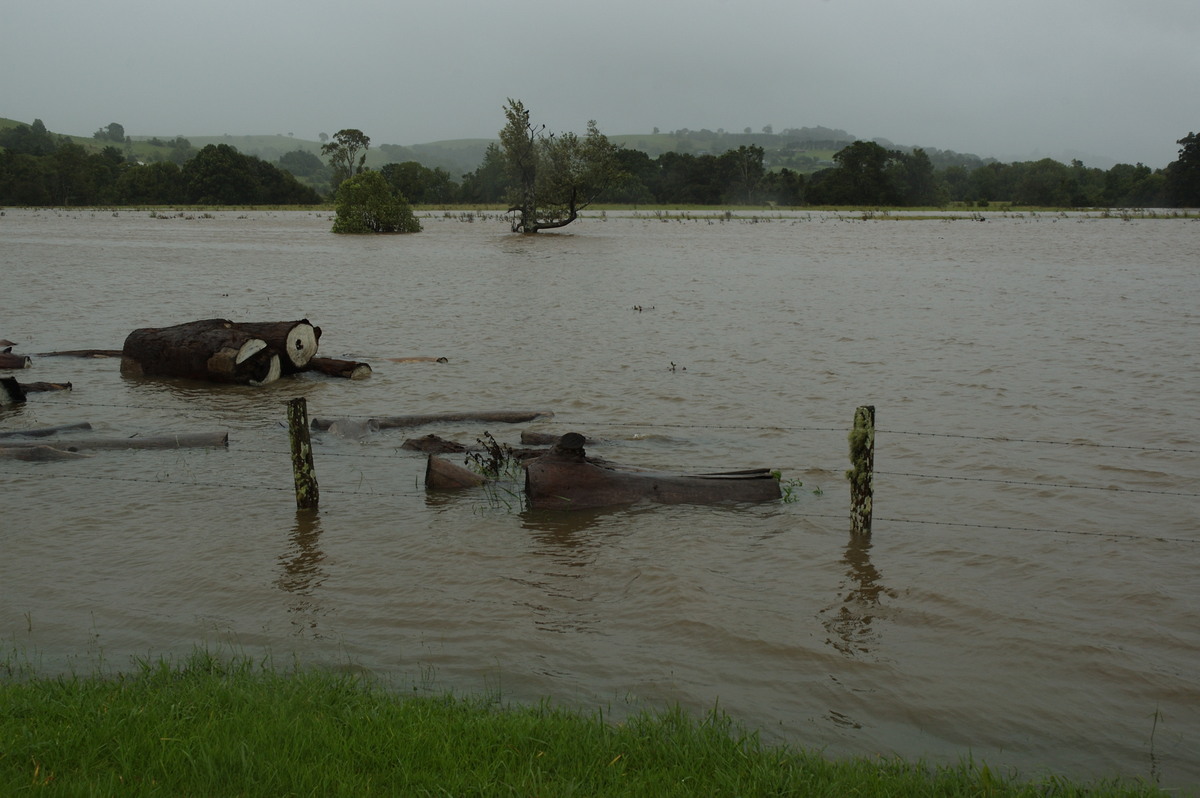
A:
[0, 652, 1162, 797]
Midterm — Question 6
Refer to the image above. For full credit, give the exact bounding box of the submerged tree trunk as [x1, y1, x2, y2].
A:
[524, 433, 782, 510]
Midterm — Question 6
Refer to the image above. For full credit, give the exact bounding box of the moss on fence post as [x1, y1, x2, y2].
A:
[288, 397, 319, 510]
[847, 405, 875, 536]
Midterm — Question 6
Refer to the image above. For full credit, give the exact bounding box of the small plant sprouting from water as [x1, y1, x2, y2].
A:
[772, 470, 822, 502]
[465, 432, 519, 480]
[465, 432, 525, 512]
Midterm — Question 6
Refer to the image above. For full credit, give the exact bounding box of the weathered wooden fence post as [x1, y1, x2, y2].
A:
[848, 405, 875, 536]
[287, 397, 319, 510]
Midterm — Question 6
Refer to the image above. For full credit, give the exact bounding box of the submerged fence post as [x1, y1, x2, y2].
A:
[287, 397, 319, 510]
[847, 405, 875, 536]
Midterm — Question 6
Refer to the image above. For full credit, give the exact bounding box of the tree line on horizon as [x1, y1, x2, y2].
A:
[1, 117, 1197, 209]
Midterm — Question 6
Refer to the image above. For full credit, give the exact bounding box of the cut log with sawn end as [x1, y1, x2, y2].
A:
[121, 319, 281, 386]
[524, 432, 782, 510]
[230, 320, 320, 373]
[0, 352, 32, 369]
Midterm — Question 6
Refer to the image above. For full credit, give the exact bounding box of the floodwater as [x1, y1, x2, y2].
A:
[2, 208, 1198, 789]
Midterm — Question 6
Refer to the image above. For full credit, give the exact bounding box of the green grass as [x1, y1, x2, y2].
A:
[0, 650, 1165, 797]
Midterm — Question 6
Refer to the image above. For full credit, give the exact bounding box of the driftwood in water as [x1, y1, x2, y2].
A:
[425, 455, 487, 489]
[37, 349, 123, 358]
[385, 356, 448, 364]
[0, 422, 93, 439]
[523, 433, 781, 510]
[231, 321, 320, 374]
[403, 433, 469, 453]
[0, 352, 32, 369]
[1, 377, 26, 405]
[0, 445, 90, 462]
[0, 431, 228, 452]
[306, 357, 372, 380]
[325, 418, 380, 439]
[121, 319, 281, 386]
[312, 410, 552, 431]
[520, 430, 604, 447]
[19, 381, 72, 393]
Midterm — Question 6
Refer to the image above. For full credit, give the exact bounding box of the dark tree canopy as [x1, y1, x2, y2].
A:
[1164, 132, 1200, 207]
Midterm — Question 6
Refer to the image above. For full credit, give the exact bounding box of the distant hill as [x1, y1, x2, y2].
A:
[3, 116, 995, 176]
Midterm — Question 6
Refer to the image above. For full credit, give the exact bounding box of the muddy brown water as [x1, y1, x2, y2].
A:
[2, 208, 1198, 788]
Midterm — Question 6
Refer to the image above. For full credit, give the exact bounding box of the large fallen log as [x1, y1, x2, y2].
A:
[230, 320, 320, 374]
[0, 431, 229, 451]
[524, 433, 782, 510]
[305, 357, 372, 380]
[0, 422, 93, 439]
[0, 352, 32, 369]
[121, 319, 280, 386]
[311, 410, 552, 431]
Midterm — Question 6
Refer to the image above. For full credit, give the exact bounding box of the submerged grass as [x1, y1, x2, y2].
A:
[0, 650, 1166, 796]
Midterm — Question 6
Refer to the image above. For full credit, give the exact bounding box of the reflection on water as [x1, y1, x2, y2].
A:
[820, 531, 892, 659]
[276, 509, 328, 637]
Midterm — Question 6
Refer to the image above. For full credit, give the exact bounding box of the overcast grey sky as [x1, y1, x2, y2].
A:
[3, 0, 1197, 167]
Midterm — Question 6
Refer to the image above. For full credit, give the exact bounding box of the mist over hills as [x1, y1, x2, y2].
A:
[1, 116, 1129, 179]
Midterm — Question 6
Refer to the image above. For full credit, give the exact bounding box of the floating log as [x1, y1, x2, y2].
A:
[18, 381, 72, 393]
[306, 357, 372, 380]
[0, 445, 90, 462]
[425, 455, 487, 489]
[520, 430, 602, 446]
[0, 422, 93, 439]
[231, 320, 320, 373]
[311, 410, 552, 431]
[1, 377, 26, 405]
[121, 319, 280, 386]
[325, 418, 380, 439]
[403, 433, 469, 453]
[385, 356, 449, 364]
[0, 431, 229, 451]
[36, 349, 123, 358]
[0, 352, 32, 369]
[523, 433, 782, 510]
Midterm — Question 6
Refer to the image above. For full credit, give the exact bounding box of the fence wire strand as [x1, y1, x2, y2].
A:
[4, 400, 1196, 545]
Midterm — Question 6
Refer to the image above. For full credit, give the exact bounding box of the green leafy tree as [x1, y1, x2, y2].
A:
[1164, 132, 1200, 207]
[116, 161, 186, 204]
[499, 99, 620, 233]
[718, 145, 765, 204]
[93, 122, 125, 143]
[380, 161, 456, 204]
[183, 143, 258, 204]
[331, 170, 421, 233]
[0, 119, 59, 156]
[458, 143, 508, 203]
[321, 129, 370, 193]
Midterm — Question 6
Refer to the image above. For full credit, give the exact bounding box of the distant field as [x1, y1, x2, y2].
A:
[1, 117, 840, 176]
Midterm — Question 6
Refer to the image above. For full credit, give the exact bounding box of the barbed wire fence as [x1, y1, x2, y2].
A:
[2, 396, 1197, 545]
